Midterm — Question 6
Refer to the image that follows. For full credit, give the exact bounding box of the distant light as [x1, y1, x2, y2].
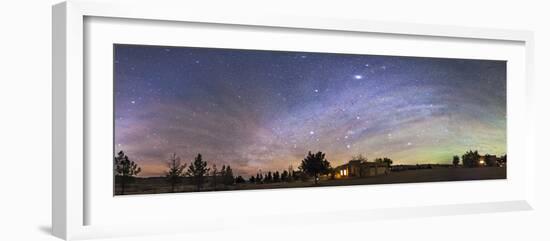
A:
[354, 75, 363, 79]
[309, 131, 315, 135]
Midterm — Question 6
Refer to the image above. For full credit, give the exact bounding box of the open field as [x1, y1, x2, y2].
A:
[115, 167, 506, 195]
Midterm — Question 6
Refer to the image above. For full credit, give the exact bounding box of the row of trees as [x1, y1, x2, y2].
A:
[452, 150, 507, 168]
[115, 150, 397, 194]
[114, 150, 337, 194]
[115, 151, 236, 194]
[114, 151, 141, 195]
[374, 157, 393, 167]
[353, 155, 393, 167]
[249, 151, 334, 185]
[165, 153, 239, 192]
[248, 165, 311, 184]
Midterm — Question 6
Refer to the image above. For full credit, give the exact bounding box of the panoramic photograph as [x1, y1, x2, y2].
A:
[113, 44, 507, 195]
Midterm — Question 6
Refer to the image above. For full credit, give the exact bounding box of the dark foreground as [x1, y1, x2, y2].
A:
[115, 167, 506, 195]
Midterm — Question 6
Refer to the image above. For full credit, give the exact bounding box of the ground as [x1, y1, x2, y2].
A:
[115, 167, 506, 195]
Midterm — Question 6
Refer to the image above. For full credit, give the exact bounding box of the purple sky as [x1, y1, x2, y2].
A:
[114, 44, 506, 177]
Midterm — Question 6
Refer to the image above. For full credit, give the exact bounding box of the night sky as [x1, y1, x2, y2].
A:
[114, 44, 506, 177]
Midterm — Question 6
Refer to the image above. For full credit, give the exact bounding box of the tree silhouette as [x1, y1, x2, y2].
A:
[211, 164, 219, 190]
[299, 151, 331, 184]
[382, 157, 393, 167]
[249, 175, 256, 183]
[235, 176, 245, 184]
[266, 171, 273, 183]
[273, 171, 280, 182]
[462, 150, 481, 168]
[374, 157, 393, 167]
[223, 165, 234, 185]
[452, 155, 460, 167]
[165, 153, 186, 193]
[114, 150, 141, 195]
[187, 153, 210, 191]
[256, 173, 262, 184]
[281, 170, 289, 182]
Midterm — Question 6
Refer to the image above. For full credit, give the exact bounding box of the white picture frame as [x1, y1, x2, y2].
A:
[52, 0, 535, 240]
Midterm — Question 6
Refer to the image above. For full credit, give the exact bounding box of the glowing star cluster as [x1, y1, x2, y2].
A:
[114, 44, 506, 177]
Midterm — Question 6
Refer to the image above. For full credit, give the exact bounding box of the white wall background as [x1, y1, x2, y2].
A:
[0, 0, 548, 240]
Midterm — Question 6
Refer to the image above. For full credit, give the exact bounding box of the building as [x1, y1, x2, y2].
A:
[333, 160, 390, 179]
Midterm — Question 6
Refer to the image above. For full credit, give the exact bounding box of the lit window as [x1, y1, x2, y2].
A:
[344, 169, 347, 176]
[340, 170, 344, 176]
